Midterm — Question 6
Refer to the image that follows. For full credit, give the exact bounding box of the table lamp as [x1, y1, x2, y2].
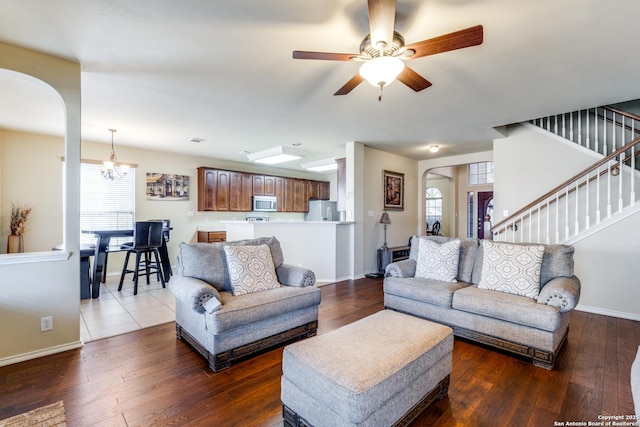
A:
[379, 211, 391, 250]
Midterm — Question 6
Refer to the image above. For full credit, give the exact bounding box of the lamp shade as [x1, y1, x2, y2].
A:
[379, 211, 391, 224]
[359, 56, 405, 87]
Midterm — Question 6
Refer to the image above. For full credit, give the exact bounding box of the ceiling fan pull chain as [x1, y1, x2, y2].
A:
[378, 83, 384, 101]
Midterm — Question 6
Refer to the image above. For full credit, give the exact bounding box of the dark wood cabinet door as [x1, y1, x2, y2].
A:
[283, 178, 294, 212]
[216, 170, 230, 211]
[307, 180, 319, 200]
[198, 168, 217, 211]
[229, 171, 242, 211]
[293, 179, 309, 212]
[264, 175, 276, 196]
[253, 175, 264, 195]
[319, 181, 330, 200]
[241, 173, 253, 211]
[275, 177, 286, 212]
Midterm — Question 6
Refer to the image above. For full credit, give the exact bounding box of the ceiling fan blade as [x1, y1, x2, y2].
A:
[368, 0, 396, 49]
[397, 66, 432, 92]
[405, 25, 483, 59]
[293, 51, 358, 61]
[334, 74, 365, 96]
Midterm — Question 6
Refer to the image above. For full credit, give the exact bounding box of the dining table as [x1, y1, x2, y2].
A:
[82, 227, 172, 298]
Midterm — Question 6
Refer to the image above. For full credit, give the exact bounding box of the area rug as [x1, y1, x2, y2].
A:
[0, 401, 66, 427]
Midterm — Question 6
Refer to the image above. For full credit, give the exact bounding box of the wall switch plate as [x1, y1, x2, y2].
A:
[503, 210, 509, 217]
[41, 316, 53, 331]
[368, 210, 374, 217]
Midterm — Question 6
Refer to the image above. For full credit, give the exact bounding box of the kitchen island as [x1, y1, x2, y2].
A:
[223, 221, 354, 283]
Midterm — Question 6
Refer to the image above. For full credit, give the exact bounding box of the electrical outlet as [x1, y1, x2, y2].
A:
[41, 316, 53, 332]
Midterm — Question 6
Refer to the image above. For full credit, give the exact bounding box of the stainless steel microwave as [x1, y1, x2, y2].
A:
[253, 195, 277, 212]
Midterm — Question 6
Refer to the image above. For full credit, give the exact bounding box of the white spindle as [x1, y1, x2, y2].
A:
[555, 192, 560, 243]
[585, 109, 590, 149]
[612, 112, 617, 152]
[562, 114, 566, 139]
[596, 166, 601, 224]
[565, 187, 570, 240]
[595, 108, 599, 153]
[569, 112, 574, 141]
[585, 174, 590, 230]
[603, 109, 608, 155]
[577, 111, 582, 146]
[536, 206, 541, 243]
[631, 146, 636, 203]
[546, 201, 550, 243]
[619, 154, 625, 212]
[574, 181, 579, 236]
[554, 116, 558, 135]
[607, 161, 612, 217]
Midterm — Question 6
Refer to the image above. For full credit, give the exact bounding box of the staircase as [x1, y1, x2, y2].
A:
[492, 105, 640, 244]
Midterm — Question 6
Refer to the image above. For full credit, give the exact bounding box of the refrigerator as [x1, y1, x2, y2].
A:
[305, 200, 338, 221]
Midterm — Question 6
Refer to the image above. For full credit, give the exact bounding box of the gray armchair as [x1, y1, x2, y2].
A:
[169, 236, 320, 372]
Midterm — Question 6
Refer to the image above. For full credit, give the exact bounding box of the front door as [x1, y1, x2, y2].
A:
[477, 191, 494, 239]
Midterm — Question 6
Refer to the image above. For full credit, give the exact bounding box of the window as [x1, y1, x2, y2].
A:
[425, 187, 443, 233]
[468, 162, 494, 185]
[80, 162, 135, 246]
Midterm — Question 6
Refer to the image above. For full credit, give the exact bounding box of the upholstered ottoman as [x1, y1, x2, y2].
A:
[281, 310, 453, 427]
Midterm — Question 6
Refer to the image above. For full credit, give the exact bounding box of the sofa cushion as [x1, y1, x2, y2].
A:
[472, 241, 574, 287]
[477, 240, 544, 299]
[177, 236, 284, 292]
[224, 244, 281, 296]
[452, 285, 561, 332]
[384, 276, 471, 309]
[206, 285, 321, 334]
[415, 238, 460, 282]
[410, 236, 479, 283]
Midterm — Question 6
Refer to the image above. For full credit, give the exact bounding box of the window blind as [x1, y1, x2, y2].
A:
[80, 163, 135, 246]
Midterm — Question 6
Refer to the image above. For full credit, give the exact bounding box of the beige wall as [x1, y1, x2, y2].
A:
[362, 146, 418, 273]
[1, 129, 336, 273]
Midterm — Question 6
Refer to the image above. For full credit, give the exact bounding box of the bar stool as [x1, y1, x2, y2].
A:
[118, 221, 165, 295]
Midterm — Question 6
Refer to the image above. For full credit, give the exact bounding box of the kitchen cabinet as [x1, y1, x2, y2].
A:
[292, 179, 308, 212]
[198, 168, 231, 211]
[198, 167, 329, 212]
[197, 230, 227, 243]
[229, 172, 252, 211]
[252, 175, 276, 196]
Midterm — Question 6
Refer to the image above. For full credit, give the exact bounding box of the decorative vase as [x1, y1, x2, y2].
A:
[7, 234, 23, 253]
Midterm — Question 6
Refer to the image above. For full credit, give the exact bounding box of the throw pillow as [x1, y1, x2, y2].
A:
[224, 244, 281, 296]
[477, 240, 545, 299]
[415, 238, 461, 282]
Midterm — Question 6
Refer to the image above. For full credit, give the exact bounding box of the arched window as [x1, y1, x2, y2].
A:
[425, 187, 443, 234]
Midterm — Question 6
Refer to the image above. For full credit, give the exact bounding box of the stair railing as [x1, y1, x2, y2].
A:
[530, 106, 640, 158]
[492, 135, 640, 244]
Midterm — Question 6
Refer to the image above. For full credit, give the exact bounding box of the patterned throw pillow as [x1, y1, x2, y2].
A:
[224, 244, 281, 296]
[415, 238, 461, 282]
[477, 240, 545, 299]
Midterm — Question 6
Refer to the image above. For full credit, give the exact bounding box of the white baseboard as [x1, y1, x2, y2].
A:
[576, 304, 640, 322]
[0, 340, 84, 368]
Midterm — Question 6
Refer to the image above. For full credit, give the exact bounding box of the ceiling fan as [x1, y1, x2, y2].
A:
[293, 0, 483, 100]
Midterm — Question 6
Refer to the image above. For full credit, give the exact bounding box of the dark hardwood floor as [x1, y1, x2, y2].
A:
[1, 277, 639, 426]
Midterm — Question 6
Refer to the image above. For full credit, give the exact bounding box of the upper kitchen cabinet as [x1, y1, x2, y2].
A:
[198, 167, 330, 212]
[252, 175, 276, 196]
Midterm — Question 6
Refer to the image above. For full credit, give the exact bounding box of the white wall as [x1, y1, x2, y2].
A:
[493, 123, 640, 319]
[0, 42, 82, 366]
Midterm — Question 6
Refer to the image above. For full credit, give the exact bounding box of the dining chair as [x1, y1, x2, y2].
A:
[118, 221, 166, 295]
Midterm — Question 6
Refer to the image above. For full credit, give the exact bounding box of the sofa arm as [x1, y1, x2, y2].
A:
[168, 275, 221, 314]
[537, 275, 581, 312]
[276, 263, 316, 287]
[385, 259, 417, 278]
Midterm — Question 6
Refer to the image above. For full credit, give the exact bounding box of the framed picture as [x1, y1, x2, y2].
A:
[146, 173, 189, 200]
[383, 170, 404, 210]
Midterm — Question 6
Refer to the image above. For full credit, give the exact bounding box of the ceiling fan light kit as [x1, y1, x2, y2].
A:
[292, 0, 483, 100]
[429, 145, 440, 153]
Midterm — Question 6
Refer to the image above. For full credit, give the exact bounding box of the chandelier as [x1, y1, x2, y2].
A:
[101, 129, 130, 180]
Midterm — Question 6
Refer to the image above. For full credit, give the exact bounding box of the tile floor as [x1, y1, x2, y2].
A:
[80, 274, 175, 343]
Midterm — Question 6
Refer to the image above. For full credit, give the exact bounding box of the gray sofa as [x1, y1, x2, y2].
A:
[384, 235, 581, 369]
[169, 236, 321, 372]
